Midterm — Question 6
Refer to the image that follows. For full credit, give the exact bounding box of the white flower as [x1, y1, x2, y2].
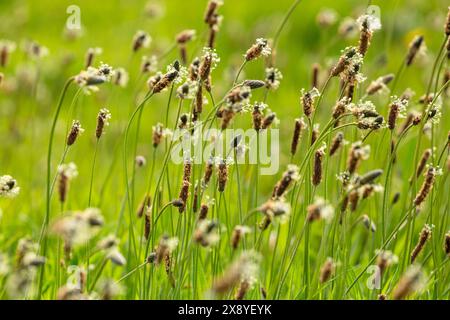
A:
[0, 175, 20, 198]
[201, 47, 220, 71]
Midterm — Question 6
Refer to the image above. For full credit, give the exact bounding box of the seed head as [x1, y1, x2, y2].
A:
[290, 118, 306, 156]
[410, 224, 432, 263]
[0, 175, 20, 198]
[132, 30, 151, 52]
[406, 35, 424, 66]
[272, 165, 300, 199]
[67, 120, 84, 146]
[312, 145, 326, 186]
[392, 265, 424, 300]
[245, 38, 271, 61]
[329, 132, 344, 156]
[413, 166, 440, 207]
[96, 108, 111, 139]
[319, 258, 336, 283]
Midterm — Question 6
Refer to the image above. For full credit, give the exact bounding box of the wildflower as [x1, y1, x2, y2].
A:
[329, 132, 344, 156]
[132, 30, 151, 52]
[152, 61, 182, 94]
[331, 47, 363, 82]
[141, 55, 158, 74]
[311, 124, 320, 146]
[411, 224, 433, 263]
[147, 72, 163, 91]
[176, 30, 196, 64]
[245, 38, 271, 61]
[347, 141, 371, 174]
[176, 80, 197, 99]
[67, 120, 84, 146]
[225, 85, 251, 112]
[57, 163, 78, 203]
[154, 235, 178, 266]
[0, 175, 20, 198]
[301, 87, 320, 117]
[84, 47, 102, 68]
[96, 235, 120, 251]
[307, 197, 335, 223]
[265, 67, 283, 90]
[362, 214, 376, 232]
[413, 166, 441, 206]
[74, 64, 112, 94]
[136, 194, 152, 219]
[272, 165, 300, 199]
[445, 7, 450, 35]
[291, 118, 306, 156]
[319, 258, 336, 283]
[392, 265, 425, 300]
[23, 40, 49, 60]
[211, 250, 261, 296]
[194, 220, 220, 247]
[387, 97, 407, 130]
[312, 145, 326, 186]
[231, 225, 251, 249]
[135, 155, 146, 167]
[338, 17, 358, 39]
[51, 208, 103, 258]
[366, 74, 394, 96]
[406, 35, 424, 66]
[415, 149, 432, 179]
[258, 199, 291, 228]
[204, 0, 223, 25]
[96, 108, 111, 139]
[445, 231, 450, 256]
[152, 123, 172, 148]
[107, 249, 126, 266]
[375, 250, 398, 277]
[199, 47, 220, 81]
[99, 280, 123, 300]
[0, 40, 16, 67]
[356, 14, 382, 56]
[356, 170, 383, 187]
[261, 112, 277, 129]
[316, 8, 338, 27]
[217, 158, 229, 192]
[112, 68, 129, 87]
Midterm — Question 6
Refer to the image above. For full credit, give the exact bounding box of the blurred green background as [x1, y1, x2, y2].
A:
[0, 0, 449, 299]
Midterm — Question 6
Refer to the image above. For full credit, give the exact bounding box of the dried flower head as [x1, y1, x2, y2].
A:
[0, 40, 16, 67]
[366, 74, 394, 96]
[362, 214, 376, 232]
[141, 55, 158, 74]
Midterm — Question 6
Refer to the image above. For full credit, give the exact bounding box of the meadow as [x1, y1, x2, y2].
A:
[0, 0, 449, 300]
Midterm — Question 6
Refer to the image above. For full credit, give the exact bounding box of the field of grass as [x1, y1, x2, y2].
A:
[0, 0, 449, 300]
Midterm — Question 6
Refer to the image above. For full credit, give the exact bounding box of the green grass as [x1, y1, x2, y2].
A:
[0, 0, 449, 300]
